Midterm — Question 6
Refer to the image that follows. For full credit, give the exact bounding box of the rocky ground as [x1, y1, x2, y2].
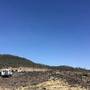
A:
[0, 69, 90, 90]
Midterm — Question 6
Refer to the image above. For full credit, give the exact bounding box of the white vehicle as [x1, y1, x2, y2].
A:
[0, 69, 13, 77]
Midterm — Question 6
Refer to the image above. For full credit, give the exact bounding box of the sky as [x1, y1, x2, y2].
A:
[0, 0, 90, 69]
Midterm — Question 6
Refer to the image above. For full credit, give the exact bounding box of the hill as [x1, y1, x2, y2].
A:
[0, 54, 48, 68]
[0, 54, 90, 90]
[0, 54, 89, 72]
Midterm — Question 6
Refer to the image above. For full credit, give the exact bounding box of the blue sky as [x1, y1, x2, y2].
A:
[0, 0, 90, 68]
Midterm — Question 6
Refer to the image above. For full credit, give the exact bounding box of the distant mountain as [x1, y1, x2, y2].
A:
[0, 54, 48, 68]
[0, 54, 89, 73]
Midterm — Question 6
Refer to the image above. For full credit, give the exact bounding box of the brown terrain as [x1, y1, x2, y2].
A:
[0, 55, 90, 90]
[0, 67, 90, 90]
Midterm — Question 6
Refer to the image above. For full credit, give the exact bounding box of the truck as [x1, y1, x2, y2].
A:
[0, 69, 13, 77]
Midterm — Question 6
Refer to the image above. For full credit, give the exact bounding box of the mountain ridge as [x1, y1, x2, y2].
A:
[0, 54, 89, 72]
[0, 54, 48, 69]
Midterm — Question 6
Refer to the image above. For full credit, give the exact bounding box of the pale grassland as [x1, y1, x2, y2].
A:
[16, 79, 87, 90]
